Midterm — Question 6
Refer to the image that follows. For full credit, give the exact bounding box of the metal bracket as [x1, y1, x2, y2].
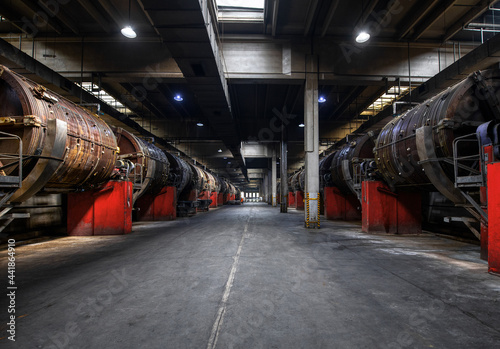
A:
[416, 126, 466, 204]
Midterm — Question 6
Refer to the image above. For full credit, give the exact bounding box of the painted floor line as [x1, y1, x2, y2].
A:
[206, 213, 251, 349]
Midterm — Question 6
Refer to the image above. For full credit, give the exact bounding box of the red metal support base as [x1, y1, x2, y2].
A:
[324, 187, 361, 221]
[296, 191, 305, 210]
[197, 190, 210, 212]
[136, 186, 177, 221]
[67, 181, 133, 236]
[487, 163, 500, 274]
[218, 193, 224, 206]
[288, 192, 295, 207]
[361, 181, 421, 234]
[210, 192, 218, 208]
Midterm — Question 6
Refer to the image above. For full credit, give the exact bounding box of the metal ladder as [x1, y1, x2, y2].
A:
[0, 131, 29, 234]
[452, 133, 488, 239]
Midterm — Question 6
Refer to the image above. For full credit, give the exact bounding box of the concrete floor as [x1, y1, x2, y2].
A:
[1, 202, 500, 348]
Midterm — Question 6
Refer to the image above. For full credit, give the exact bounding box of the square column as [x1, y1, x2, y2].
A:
[304, 55, 319, 228]
[272, 153, 277, 206]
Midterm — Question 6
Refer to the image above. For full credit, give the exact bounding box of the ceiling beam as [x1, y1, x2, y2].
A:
[76, 0, 113, 33]
[37, 0, 79, 34]
[355, 0, 380, 28]
[411, 0, 457, 41]
[272, 0, 280, 37]
[16, 0, 64, 34]
[320, 0, 340, 37]
[120, 82, 169, 119]
[97, 0, 124, 28]
[442, 0, 495, 42]
[397, 0, 440, 40]
[303, 0, 319, 36]
[0, 5, 28, 34]
[329, 86, 366, 120]
[353, 84, 391, 117]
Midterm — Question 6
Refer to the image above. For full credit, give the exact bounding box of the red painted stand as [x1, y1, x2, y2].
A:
[487, 162, 500, 274]
[197, 190, 210, 212]
[288, 192, 295, 207]
[67, 181, 133, 236]
[136, 186, 177, 221]
[224, 194, 231, 204]
[218, 193, 224, 206]
[361, 181, 421, 234]
[296, 191, 305, 210]
[210, 192, 218, 208]
[324, 187, 361, 221]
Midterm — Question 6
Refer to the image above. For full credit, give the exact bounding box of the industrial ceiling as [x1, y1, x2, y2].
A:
[0, 0, 499, 190]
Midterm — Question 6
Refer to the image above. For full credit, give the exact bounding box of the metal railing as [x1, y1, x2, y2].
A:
[0, 130, 23, 208]
[453, 133, 484, 188]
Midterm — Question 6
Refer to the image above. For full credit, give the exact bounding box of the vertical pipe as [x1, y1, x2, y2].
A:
[304, 55, 320, 228]
[408, 42, 412, 104]
[280, 127, 288, 213]
[438, 48, 441, 72]
[80, 37, 84, 104]
[272, 151, 277, 207]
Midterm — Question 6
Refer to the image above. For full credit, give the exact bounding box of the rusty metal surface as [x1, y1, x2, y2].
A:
[374, 69, 500, 190]
[164, 152, 191, 197]
[0, 66, 118, 203]
[219, 177, 230, 194]
[319, 151, 336, 190]
[330, 133, 377, 195]
[112, 127, 169, 203]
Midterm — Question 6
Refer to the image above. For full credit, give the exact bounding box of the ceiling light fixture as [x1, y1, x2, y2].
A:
[121, 0, 137, 39]
[355, 31, 370, 43]
[196, 122, 204, 127]
[174, 95, 183, 102]
[318, 96, 326, 103]
[218, 149, 222, 153]
[299, 123, 305, 127]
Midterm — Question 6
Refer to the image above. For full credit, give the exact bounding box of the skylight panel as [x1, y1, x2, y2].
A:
[215, 0, 265, 22]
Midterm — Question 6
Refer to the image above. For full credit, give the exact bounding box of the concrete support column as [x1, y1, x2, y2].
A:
[304, 55, 320, 228]
[272, 152, 277, 207]
[280, 137, 288, 213]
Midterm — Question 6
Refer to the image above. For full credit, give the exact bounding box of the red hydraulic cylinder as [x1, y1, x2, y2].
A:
[210, 191, 218, 208]
[296, 191, 305, 210]
[487, 162, 500, 274]
[288, 192, 295, 207]
[361, 181, 421, 234]
[136, 186, 177, 221]
[323, 187, 360, 221]
[67, 181, 133, 236]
